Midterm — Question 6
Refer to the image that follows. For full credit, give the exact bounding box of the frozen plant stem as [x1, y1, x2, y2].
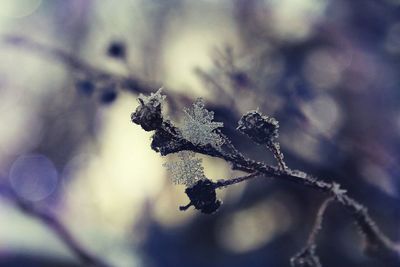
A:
[215, 172, 261, 188]
[290, 197, 334, 267]
[307, 197, 334, 247]
[132, 90, 400, 267]
[267, 142, 287, 170]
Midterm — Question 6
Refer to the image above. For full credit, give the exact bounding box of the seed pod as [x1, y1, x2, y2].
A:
[182, 179, 221, 214]
[237, 110, 279, 145]
[131, 89, 165, 131]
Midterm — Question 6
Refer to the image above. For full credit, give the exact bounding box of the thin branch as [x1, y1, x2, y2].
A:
[267, 142, 287, 170]
[306, 197, 334, 247]
[290, 198, 333, 267]
[0, 188, 114, 267]
[132, 98, 400, 266]
[214, 172, 261, 188]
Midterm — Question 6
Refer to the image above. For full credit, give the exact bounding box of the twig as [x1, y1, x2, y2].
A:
[0, 188, 113, 267]
[132, 95, 400, 266]
[215, 172, 261, 188]
[290, 197, 333, 267]
[306, 197, 334, 247]
[267, 142, 287, 171]
[2, 35, 155, 95]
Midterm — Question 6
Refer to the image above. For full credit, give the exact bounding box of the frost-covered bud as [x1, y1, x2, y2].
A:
[237, 110, 279, 145]
[131, 88, 165, 131]
[182, 179, 221, 214]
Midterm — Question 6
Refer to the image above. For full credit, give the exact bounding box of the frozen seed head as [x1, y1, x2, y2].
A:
[183, 179, 221, 214]
[131, 88, 165, 131]
[181, 98, 224, 149]
[237, 110, 279, 145]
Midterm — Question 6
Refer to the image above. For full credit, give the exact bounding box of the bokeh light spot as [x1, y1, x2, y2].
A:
[385, 22, 400, 54]
[217, 200, 292, 253]
[302, 95, 342, 136]
[303, 48, 349, 90]
[9, 154, 58, 201]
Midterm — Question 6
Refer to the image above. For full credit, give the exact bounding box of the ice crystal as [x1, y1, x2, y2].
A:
[181, 99, 224, 149]
[331, 182, 347, 201]
[163, 151, 206, 187]
[138, 87, 166, 107]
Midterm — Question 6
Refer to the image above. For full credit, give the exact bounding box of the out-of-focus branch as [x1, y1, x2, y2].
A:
[0, 188, 114, 267]
[2, 35, 155, 95]
[2, 35, 193, 110]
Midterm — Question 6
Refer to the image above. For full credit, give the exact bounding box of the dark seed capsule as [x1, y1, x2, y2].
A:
[131, 92, 164, 131]
[237, 111, 279, 145]
[184, 179, 221, 214]
[107, 41, 126, 59]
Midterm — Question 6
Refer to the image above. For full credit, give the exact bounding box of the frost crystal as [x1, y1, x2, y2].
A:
[181, 99, 224, 149]
[163, 151, 206, 187]
[138, 87, 166, 107]
[331, 182, 347, 201]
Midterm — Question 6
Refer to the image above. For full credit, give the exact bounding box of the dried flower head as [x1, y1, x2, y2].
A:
[237, 110, 279, 145]
[183, 179, 221, 214]
[131, 88, 165, 131]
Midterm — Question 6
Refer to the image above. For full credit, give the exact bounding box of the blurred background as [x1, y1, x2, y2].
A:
[0, 0, 400, 266]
